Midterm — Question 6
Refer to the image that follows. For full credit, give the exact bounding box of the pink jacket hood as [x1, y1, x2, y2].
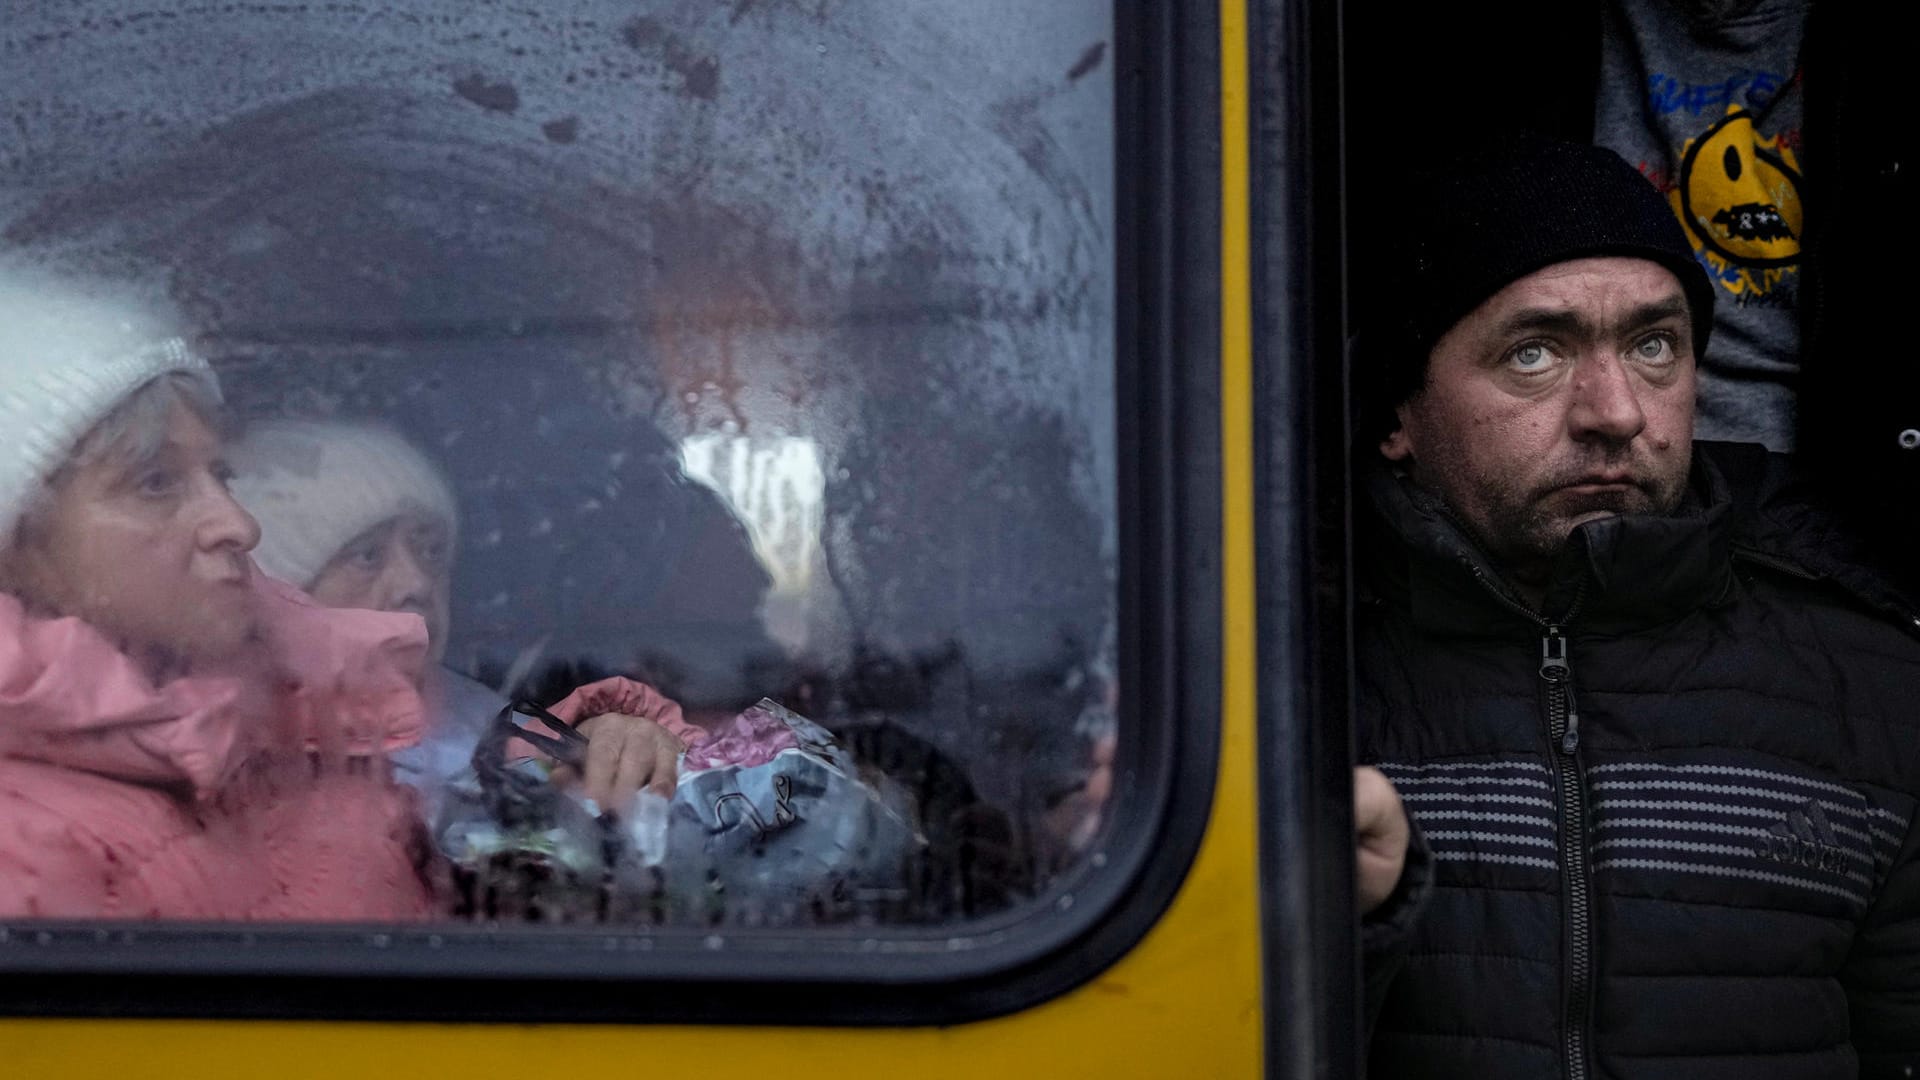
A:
[0, 567, 428, 799]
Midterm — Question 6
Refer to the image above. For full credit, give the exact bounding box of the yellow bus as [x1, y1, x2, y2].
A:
[1, 2, 1347, 1076]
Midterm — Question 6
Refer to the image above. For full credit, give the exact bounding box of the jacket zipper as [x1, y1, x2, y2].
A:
[1539, 621, 1591, 1080]
[1456, 558, 1594, 1080]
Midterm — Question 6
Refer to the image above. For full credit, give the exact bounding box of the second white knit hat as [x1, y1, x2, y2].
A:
[226, 419, 460, 590]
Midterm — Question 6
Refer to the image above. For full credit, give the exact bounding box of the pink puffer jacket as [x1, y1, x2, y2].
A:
[0, 571, 436, 921]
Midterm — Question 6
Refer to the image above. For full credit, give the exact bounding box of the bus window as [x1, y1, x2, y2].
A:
[0, 1, 1215, 1022]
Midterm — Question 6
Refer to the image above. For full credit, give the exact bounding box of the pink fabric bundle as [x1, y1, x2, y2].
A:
[682, 699, 803, 773]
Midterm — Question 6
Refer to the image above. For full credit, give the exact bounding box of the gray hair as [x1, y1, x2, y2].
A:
[63, 368, 225, 473]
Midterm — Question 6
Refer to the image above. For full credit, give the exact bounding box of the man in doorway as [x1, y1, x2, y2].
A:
[1349, 135, 1920, 1078]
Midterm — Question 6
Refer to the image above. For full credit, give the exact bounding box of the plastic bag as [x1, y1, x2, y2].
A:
[437, 697, 926, 925]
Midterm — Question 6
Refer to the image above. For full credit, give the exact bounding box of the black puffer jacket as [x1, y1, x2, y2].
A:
[1358, 442, 1920, 1079]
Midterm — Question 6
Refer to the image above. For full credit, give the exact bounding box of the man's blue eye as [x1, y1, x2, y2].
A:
[1509, 343, 1554, 370]
[1635, 336, 1673, 362]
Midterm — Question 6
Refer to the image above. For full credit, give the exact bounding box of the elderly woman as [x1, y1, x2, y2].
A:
[227, 418, 701, 824]
[0, 271, 435, 920]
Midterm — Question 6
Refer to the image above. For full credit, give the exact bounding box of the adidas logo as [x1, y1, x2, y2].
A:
[1754, 799, 1845, 873]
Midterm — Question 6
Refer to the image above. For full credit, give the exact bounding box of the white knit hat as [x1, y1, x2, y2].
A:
[0, 268, 211, 545]
[226, 419, 459, 589]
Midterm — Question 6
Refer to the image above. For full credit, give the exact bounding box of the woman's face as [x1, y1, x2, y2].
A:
[306, 512, 452, 664]
[5, 399, 262, 667]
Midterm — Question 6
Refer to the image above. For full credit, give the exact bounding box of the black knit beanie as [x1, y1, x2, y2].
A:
[1359, 134, 1716, 438]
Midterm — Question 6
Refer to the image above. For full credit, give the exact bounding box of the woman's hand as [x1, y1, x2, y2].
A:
[1041, 732, 1116, 858]
[540, 677, 703, 812]
[557, 713, 687, 810]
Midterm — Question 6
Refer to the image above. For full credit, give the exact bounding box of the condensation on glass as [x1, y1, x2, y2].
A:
[0, 2, 1116, 932]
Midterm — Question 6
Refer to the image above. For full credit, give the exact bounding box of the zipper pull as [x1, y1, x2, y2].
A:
[1539, 625, 1581, 754]
[1538, 625, 1569, 680]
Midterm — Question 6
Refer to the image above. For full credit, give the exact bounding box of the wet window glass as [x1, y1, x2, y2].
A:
[0, 2, 1117, 938]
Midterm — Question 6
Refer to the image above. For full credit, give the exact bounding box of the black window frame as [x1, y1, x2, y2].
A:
[0, 0, 1224, 1026]
[1251, 0, 1362, 1075]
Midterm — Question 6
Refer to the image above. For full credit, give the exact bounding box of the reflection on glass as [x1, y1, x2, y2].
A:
[678, 433, 827, 652]
[0, 0, 1117, 935]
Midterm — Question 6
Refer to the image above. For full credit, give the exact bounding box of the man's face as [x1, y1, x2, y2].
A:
[1381, 256, 1697, 577]
[5, 400, 263, 666]
[306, 512, 453, 664]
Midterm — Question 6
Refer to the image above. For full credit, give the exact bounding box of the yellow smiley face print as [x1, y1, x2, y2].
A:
[1676, 109, 1804, 269]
